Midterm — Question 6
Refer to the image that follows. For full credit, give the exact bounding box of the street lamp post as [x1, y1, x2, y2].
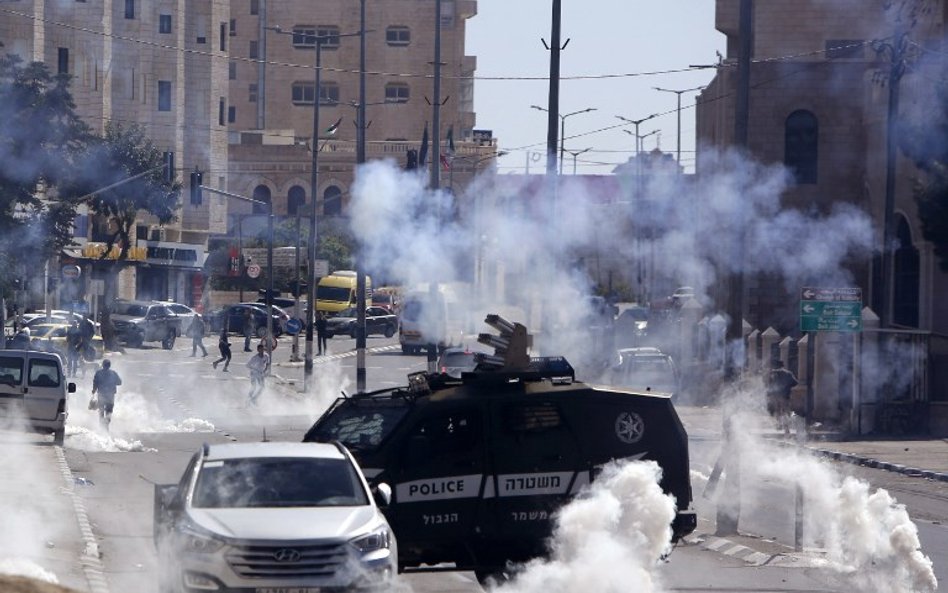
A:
[564, 147, 591, 175]
[624, 128, 658, 154]
[531, 105, 596, 175]
[653, 86, 704, 165]
[200, 186, 275, 371]
[266, 25, 361, 387]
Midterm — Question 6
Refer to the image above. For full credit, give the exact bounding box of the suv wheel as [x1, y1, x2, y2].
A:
[349, 326, 358, 339]
[127, 333, 144, 348]
[53, 427, 65, 446]
[256, 325, 268, 338]
[384, 325, 395, 338]
[162, 331, 176, 350]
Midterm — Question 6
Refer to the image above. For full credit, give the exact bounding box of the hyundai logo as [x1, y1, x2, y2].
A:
[273, 548, 302, 563]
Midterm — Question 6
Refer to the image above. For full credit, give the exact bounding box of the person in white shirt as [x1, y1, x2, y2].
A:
[246, 343, 270, 405]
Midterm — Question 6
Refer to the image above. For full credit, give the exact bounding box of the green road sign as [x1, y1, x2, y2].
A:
[800, 287, 863, 333]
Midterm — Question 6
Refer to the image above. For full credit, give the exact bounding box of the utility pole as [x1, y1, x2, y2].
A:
[257, 0, 267, 129]
[356, 0, 368, 392]
[543, 0, 564, 179]
[426, 0, 444, 373]
[717, 0, 753, 539]
[874, 26, 911, 328]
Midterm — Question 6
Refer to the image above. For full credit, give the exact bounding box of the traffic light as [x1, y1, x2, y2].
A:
[189, 169, 203, 205]
[162, 151, 175, 184]
[405, 149, 418, 170]
[289, 280, 308, 297]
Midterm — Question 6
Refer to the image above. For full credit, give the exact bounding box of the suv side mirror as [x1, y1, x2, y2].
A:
[372, 483, 392, 508]
[68, 382, 76, 393]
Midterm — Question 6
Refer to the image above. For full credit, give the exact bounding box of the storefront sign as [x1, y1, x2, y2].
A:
[142, 241, 207, 269]
[81, 243, 147, 261]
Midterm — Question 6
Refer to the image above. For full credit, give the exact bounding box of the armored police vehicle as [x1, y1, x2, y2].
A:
[303, 314, 696, 582]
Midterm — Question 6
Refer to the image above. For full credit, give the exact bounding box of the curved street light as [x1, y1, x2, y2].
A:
[531, 105, 597, 175]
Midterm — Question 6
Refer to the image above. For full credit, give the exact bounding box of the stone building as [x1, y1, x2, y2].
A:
[696, 0, 948, 336]
[1, 0, 230, 307]
[225, 0, 491, 225]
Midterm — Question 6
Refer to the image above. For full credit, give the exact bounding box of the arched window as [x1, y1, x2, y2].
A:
[252, 185, 271, 214]
[323, 185, 342, 216]
[893, 215, 919, 327]
[784, 110, 818, 184]
[287, 185, 306, 216]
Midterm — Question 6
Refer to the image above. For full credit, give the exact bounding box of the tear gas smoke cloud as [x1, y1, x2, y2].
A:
[719, 381, 938, 593]
[492, 460, 674, 593]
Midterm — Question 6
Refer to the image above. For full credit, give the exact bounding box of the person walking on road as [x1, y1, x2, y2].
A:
[91, 358, 122, 431]
[315, 312, 328, 356]
[243, 308, 255, 352]
[246, 343, 270, 405]
[188, 315, 208, 357]
[66, 320, 82, 378]
[212, 329, 232, 371]
[766, 357, 798, 436]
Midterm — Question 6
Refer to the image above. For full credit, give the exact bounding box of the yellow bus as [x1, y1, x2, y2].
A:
[316, 271, 372, 314]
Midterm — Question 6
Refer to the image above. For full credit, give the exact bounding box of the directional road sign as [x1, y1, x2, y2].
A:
[285, 318, 303, 335]
[800, 287, 863, 332]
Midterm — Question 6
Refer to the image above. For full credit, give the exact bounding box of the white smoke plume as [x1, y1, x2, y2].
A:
[493, 460, 675, 593]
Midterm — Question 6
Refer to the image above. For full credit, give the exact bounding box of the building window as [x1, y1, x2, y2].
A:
[57, 47, 69, 74]
[228, 105, 236, 123]
[229, 18, 236, 36]
[288, 186, 306, 216]
[219, 97, 226, 125]
[249, 83, 258, 103]
[158, 80, 172, 111]
[220, 23, 227, 51]
[291, 82, 316, 105]
[252, 185, 271, 215]
[320, 82, 340, 105]
[318, 26, 340, 48]
[784, 109, 818, 184]
[893, 215, 920, 327]
[386, 26, 410, 46]
[249, 40, 259, 59]
[124, 0, 134, 19]
[384, 83, 410, 103]
[229, 61, 237, 80]
[159, 14, 172, 34]
[250, 0, 259, 15]
[826, 39, 864, 60]
[323, 186, 342, 216]
[292, 26, 317, 47]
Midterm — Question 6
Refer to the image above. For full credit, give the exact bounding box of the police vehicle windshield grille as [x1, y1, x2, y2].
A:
[310, 401, 409, 452]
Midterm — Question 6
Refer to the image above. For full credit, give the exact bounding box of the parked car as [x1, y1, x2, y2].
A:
[436, 347, 479, 378]
[111, 300, 179, 349]
[159, 302, 200, 336]
[153, 442, 397, 593]
[29, 323, 105, 360]
[0, 349, 74, 445]
[22, 310, 99, 337]
[610, 347, 681, 397]
[325, 306, 398, 339]
[208, 303, 284, 337]
[241, 302, 290, 333]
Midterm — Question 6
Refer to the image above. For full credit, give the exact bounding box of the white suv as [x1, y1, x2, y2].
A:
[154, 442, 397, 593]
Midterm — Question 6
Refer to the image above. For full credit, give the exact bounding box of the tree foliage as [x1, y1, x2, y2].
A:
[0, 55, 91, 294]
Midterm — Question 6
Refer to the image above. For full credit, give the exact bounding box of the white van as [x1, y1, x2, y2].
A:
[0, 350, 73, 445]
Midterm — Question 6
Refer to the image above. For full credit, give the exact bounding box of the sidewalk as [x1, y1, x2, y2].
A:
[677, 404, 948, 481]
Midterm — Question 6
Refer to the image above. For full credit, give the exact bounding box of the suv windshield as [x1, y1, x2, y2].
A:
[317, 286, 352, 302]
[192, 457, 368, 508]
[308, 399, 410, 452]
[113, 303, 149, 317]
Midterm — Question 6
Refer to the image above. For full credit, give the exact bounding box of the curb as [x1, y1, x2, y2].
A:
[771, 439, 948, 483]
[689, 534, 774, 566]
[55, 447, 111, 593]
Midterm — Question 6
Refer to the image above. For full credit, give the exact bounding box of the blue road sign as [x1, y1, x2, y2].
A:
[285, 318, 303, 335]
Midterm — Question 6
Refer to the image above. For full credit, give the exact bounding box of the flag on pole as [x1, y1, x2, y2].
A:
[440, 126, 455, 170]
[324, 116, 343, 136]
[419, 122, 429, 167]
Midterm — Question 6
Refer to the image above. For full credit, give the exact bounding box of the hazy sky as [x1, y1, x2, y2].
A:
[466, 1, 726, 175]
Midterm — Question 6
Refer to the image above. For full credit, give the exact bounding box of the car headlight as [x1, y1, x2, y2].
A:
[350, 527, 392, 554]
[180, 523, 225, 554]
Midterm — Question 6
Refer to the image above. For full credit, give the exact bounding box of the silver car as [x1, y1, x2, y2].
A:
[154, 442, 397, 593]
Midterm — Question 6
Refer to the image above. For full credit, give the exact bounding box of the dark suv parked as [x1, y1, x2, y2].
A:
[111, 300, 179, 349]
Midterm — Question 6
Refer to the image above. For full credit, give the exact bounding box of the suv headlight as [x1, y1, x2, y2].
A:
[350, 527, 392, 554]
[180, 523, 225, 554]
